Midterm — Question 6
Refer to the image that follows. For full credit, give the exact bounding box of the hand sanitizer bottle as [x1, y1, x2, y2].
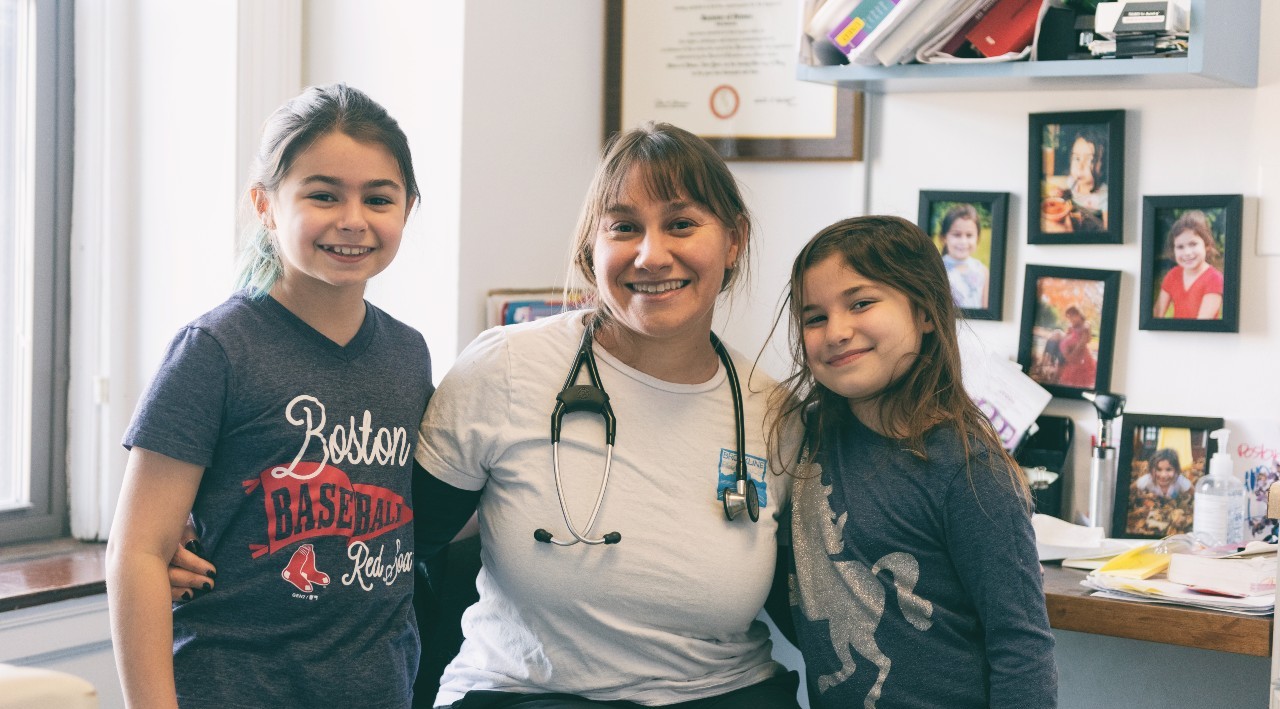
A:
[1193, 428, 1246, 547]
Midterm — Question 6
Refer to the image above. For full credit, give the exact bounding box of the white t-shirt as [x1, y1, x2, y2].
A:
[416, 311, 795, 706]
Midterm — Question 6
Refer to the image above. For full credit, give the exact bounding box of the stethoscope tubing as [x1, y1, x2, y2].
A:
[536, 317, 753, 547]
[546, 442, 616, 546]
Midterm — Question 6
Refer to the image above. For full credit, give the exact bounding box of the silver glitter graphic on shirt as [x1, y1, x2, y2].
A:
[790, 460, 934, 707]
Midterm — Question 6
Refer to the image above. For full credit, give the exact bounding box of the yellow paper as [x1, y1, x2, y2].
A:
[1094, 543, 1170, 579]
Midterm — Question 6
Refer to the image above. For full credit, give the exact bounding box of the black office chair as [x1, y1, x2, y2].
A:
[413, 535, 483, 708]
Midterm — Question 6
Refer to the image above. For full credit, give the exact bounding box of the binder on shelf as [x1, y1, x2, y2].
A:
[872, 0, 976, 65]
[817, 0, 925, 65]
[913, 0, 1011, 64]
[964, 0, 1042, 57]
[939, 0, 1001, 55]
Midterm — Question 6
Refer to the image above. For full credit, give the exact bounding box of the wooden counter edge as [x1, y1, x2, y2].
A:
[1043, 565, 1271, 657]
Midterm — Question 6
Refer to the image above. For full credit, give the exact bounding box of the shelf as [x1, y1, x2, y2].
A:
[1042, 565, 1271, 657]
[796, 0, 1259, 94]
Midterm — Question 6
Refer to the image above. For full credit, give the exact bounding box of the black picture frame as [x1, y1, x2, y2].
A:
[1016, 265, 1121, 400]
[604, 0, 863, 161]
[917, 190, 1009, 321]
[1027, 110, 1125, 245]
[1111, 414, 1223, 540]
[1138, 194, 1243, 333]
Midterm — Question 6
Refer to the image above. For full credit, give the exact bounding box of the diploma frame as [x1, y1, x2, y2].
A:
[604, 0, 863, 161]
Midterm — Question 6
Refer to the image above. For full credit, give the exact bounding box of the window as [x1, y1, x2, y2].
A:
[0, 0, 71, 545]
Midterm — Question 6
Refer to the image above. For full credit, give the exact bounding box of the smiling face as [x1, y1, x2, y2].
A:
[942, 216, 980, 260]
[801, 254, 933, 428]
[256, 131, 411, 302]
[590, 165, 743, 351]
[1152, 458, 1178, 487]
[1172, 228, 1208, 273]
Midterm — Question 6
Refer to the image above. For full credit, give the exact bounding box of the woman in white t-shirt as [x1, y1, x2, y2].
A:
[411, 123, 800, 708]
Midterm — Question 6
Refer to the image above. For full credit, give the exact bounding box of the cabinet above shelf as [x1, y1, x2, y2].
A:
[796, 0, 1259, 94]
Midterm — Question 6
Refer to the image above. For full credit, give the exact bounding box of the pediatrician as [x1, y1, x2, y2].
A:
[413, 122, 800, 709]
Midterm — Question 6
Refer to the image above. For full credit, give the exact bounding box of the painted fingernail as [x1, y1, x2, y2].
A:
[202, 582, 211, 591]
[184, 539, 203, 555]
[206, 570, 217, 580]
[181, 591, 192, 601]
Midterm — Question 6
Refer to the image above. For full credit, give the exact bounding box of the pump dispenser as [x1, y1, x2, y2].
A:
[1193, 428, 1245, 547]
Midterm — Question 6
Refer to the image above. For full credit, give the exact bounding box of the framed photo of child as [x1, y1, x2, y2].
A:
[1027, 110, 1125, 245]
[1016, 265, 1120, 400]
[917, 190, 1009, 321]
[1111, 414, 1223, 540]
[1138, 194, 1242, 333]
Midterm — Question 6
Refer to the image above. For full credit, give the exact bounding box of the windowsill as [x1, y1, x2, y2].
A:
[0, 538, 107, 613]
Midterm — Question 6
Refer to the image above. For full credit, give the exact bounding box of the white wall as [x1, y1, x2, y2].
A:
[302, 0, 466, 375]
[359, 0, 1280, 528]
[866, 63, 1280, 519]
[51, 1, 1280, 707]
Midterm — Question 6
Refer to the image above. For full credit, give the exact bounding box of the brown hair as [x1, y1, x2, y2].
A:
[1147, 448, 1183, 478]
[236, 83, 420, 296]
[1165, 209, 1222, 268]
[938, 203, 980, 256]
[767, 215, 1029, 505]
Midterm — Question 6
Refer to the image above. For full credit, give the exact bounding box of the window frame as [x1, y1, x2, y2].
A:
[1, 0, 73, 545]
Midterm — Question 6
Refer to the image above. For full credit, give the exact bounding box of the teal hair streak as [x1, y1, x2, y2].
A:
[234, 225, 283, 298]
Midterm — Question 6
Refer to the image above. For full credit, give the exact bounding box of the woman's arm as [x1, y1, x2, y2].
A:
[1197, 292, 1223, 320]
[107, 447, 205, 709]
[414, 459, 483, 560]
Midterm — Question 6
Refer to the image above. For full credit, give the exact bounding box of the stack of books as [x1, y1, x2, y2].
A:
[804, 0, 1048, 67]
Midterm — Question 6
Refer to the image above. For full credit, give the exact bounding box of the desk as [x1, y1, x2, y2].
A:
[1042, 564, 1271, 657]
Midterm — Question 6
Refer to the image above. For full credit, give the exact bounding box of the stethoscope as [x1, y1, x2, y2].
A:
[533, 320, 757, 547]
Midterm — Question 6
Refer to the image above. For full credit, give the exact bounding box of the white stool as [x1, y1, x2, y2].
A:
[0, 663, 98, 708]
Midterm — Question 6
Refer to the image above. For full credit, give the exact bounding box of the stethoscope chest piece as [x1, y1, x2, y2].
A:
[722, 477, 759, 522]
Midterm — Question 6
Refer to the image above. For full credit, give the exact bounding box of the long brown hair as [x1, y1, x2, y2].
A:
[767, 215, 1029, 505]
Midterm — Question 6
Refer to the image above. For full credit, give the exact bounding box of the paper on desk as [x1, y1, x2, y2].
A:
[1083, 574, 1275, 615]
[1032, 514, 1130, 562]
[1227, 541, 1280, 558]
[1094, 544, 1170, 579]
[960, 330, 1051, 452]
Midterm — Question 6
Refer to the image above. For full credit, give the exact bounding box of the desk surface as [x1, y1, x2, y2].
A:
[1042, 564, 1272, 656]
[0, 544, 1272, 656]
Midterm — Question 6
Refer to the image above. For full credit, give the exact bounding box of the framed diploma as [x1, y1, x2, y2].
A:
[605, 0, 863, 161]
